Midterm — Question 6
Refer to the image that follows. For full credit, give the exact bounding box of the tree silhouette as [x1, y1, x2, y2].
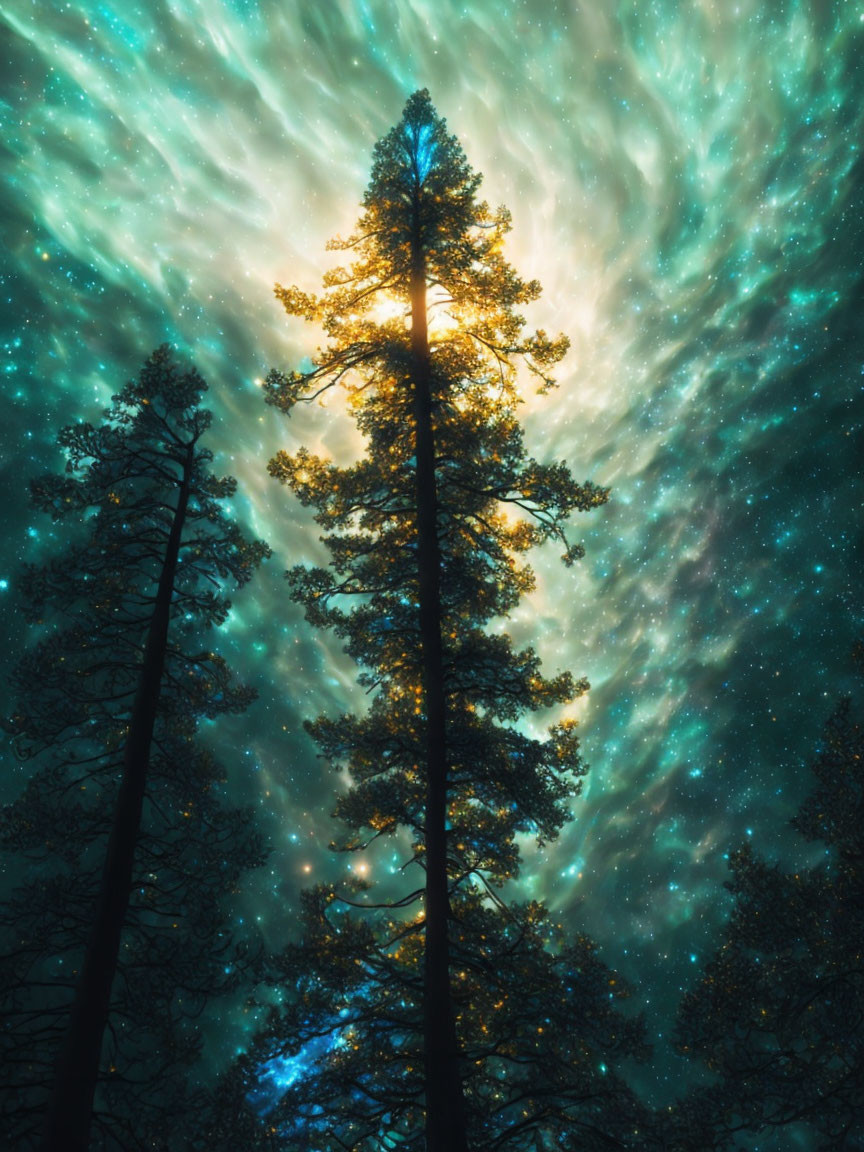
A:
[229, 90, 629, 1151]
[216, 884, 650, 1151]
[0, 346, 270, 1152]
[671, 646, 864, 1151]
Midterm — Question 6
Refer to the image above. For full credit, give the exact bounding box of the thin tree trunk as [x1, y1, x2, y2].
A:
[410, 217, 470, 1152]
[39, 452, 193, 1152]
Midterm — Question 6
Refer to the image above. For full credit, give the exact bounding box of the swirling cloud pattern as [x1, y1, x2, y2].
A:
[2, 0, 862, 1098]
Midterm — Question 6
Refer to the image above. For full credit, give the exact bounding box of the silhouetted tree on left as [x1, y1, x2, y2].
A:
[0, 346, 270, 1152]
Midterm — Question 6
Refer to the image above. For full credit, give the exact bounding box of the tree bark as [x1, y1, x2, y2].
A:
[410, 210, 470, 1152]
[39, 452, 193, 1152]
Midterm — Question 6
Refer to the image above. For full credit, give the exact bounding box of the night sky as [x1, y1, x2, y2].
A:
[2, 0, 863, 1110]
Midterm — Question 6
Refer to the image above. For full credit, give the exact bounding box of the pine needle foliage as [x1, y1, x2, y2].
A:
[221, 92, 645, 1152]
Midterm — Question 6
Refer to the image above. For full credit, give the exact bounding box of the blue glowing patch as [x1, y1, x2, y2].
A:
[249, 1004, 364, 1117]
[251, 1033, 336, 1114]
[406, 122, 435, 182]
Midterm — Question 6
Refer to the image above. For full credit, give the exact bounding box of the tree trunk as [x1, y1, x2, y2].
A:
[39, 454, 193, 1152]
[410, 216, 470, 1152]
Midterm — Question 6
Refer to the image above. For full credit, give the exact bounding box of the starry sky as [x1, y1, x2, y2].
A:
[2, 0, 863, 1106]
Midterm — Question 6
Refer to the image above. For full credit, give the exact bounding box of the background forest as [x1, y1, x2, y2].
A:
[1, 3, 863, 1150]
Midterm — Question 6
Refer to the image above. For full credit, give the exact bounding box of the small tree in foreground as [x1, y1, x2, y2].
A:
[1, 347, 270, 1152]
[671, 646, 864, 1151]
[213, 90, 648, 1151]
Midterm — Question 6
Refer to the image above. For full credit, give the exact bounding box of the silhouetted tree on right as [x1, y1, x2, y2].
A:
[671, 646, 864, 1152]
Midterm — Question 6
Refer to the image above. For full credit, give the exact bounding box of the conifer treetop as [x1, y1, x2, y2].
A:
[268, 90, 570, 414]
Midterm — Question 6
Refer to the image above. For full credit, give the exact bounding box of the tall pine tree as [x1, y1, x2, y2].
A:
[225, 90, 638, 1151]
[1, 346, 270, 1152]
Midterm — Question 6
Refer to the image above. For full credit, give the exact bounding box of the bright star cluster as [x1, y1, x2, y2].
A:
[1, 0, 862, 1106]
